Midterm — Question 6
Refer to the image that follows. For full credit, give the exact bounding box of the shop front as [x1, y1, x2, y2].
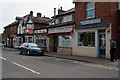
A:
[48, 26, 73, 55]
[35, 29, 47, 51]
[73, 18, 111, 59]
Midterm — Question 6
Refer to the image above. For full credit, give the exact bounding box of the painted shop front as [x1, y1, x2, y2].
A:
[73, 18, 111, 58]
[48, 26, 73, 55]
[35, 29, 47, 51]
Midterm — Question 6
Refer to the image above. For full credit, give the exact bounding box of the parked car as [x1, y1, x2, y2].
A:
[0, 43, 4, 48]
[19, 43, 44, 56]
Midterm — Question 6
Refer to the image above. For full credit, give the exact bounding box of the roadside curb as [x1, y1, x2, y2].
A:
[3, 47, 19, 51]
[45, 54, 92, 63]
[45, 53, 119, 68]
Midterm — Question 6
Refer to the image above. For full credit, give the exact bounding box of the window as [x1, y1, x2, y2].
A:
[59, 35, 72, 47]
[36, 37, 47, 47]
[77, 31, 95, 47]
[25, 36, 33, 43]
[86, 2, 95, 19]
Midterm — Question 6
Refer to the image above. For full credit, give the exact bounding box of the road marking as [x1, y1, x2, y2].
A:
[0, 56, 7, 60]
[12, 62, 40, 75]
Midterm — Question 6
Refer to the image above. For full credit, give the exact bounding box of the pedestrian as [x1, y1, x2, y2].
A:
[110, 39, 117, 62]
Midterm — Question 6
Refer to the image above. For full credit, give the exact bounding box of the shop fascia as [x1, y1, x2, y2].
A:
[48, 26, 73, 34]
[80, 18, 101, 26]
[34, 29, 47, 34]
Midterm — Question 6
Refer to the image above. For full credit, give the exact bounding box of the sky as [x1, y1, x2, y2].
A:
[0, 0, 74, 34]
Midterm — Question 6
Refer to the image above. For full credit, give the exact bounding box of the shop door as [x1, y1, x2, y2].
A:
[98, 30, 106, 58]
[53, 35, 58, 52]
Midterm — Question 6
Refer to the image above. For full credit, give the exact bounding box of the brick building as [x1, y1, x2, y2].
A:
[15, 11, 50, 48]
[47, 7, 75, 55]
[73, 1, 120, 58]
[2, 21, 18, 47]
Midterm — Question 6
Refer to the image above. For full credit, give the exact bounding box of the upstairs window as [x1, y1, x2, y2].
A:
[86, 2, 95, 19]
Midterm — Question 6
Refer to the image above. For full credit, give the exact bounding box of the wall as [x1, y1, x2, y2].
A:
[74, 2, 119, 58]
[73, 27, 111, 58]
[34, 24, 48, 29]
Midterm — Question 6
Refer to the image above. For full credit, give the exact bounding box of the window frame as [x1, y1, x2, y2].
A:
[86, 2, 95, 19]
[77, 30, 96, 48]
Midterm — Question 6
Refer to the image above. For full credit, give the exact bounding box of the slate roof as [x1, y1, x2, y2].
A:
[31, 17, 50, 24]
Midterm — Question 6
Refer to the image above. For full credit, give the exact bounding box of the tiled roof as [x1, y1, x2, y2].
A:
[31, 17, 50, 24]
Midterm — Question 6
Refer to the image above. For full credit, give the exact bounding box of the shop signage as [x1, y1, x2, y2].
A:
[35, 29, 47, 33]
[48, 26, 73, 34]
[28, 29, 34, 34]
[80, 18, 101, 25]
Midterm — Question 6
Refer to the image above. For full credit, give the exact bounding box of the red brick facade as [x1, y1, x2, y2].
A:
[75, 2, 120, 58]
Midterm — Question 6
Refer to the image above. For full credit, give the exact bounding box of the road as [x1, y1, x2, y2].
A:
[1, 48, 119, 78]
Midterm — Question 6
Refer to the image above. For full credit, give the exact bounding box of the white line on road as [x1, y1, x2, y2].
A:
[12, 62, 40, 75]
[0, 56, 7, 60]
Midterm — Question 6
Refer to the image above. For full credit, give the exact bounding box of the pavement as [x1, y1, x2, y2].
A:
[2, 47, 119, 68]
[45, 52, 119, 68]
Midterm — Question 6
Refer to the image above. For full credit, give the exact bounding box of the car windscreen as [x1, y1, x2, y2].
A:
[28, 43, 38, 47]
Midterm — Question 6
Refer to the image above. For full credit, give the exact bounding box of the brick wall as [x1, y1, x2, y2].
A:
[34, 24, 48, 30]
[75, 2, 120, 58]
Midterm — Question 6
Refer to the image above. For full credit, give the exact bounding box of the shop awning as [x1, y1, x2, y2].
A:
[74, 23, 110, 30]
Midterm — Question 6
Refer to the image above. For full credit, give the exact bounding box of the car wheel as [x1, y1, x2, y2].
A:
[27, 50, 31, 56]
[19, 50, 22, 54]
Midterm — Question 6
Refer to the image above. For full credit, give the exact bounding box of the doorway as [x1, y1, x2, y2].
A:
[98, 29, 106, 58]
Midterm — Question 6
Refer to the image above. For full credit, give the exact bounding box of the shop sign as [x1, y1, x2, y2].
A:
[48, 26, 73, 34]
[8, 35, 16, 39]
[59, 36, 72, 47]
[35, 29, 47, 34]
[28, 29, 34, 34]
[80, 18, 101, 25]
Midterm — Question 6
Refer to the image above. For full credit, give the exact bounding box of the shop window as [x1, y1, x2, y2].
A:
[86, 2, 95, 19]
[25, 36, 33, 43]
[36, 37, 47, 47]
[77, 31, 95, 47]
[59, 35, 72, 47]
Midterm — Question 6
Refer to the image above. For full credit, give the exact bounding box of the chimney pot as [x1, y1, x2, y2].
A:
[37, 13, 42, 18]
[30, 11, 33, 17]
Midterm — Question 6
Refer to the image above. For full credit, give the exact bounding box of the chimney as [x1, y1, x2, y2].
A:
[54, 8, 56, 24]
[37, 13, 42, 18]
[30, 11, 33, 17]
[58, 6, 66, 14]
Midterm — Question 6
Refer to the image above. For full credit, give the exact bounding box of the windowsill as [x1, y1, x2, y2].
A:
[86, 16, 95, 20]
[77, 46, 95, 49]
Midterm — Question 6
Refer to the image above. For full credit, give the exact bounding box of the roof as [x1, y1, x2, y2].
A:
[4, 21, 18, 28]
[52, 8, 75, 18]
[31, 17, 50, 24]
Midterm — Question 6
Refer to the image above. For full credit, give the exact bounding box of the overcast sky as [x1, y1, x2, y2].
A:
[0, 0, 74, 34]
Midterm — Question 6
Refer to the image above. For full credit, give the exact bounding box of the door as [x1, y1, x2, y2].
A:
[98, 29, 106, 58]
[53, 35, 58, 52]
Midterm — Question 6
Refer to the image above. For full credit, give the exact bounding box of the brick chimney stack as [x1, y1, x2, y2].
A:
[58, 7, 66, 14]
[37, 13, 42, 18]
[30, 11, 33, 17]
